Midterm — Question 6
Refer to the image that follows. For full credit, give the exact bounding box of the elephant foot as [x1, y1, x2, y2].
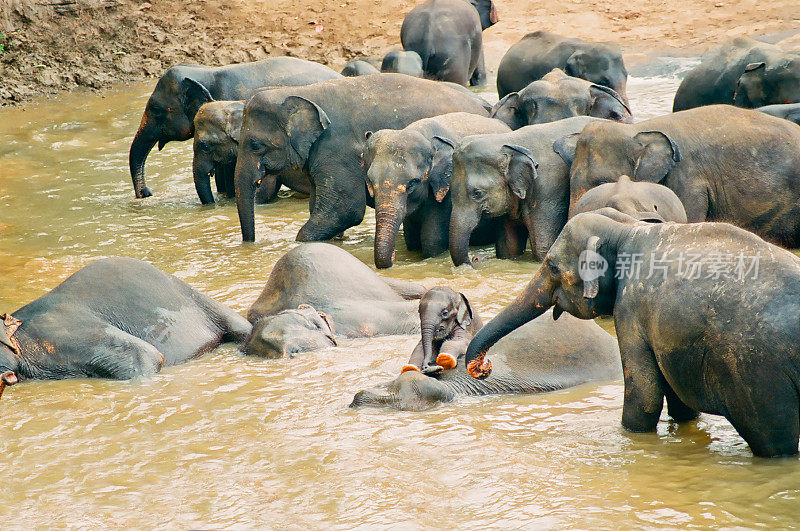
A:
[435, 353, 457, 371]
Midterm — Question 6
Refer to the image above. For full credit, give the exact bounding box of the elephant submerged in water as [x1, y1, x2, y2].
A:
[380, 50, 424, 77]
[129, 57, 341, 199]
[351, 288, 620, 410]
[569, 175, 687, 223]
[0, 258, 251, 384]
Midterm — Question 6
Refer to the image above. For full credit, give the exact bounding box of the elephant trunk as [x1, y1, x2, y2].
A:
[235, 153, 258, 242]
[449, 207, 481, 266]
[129, 114, 158, 198]
[420, 321, 438, 371]
[464, 268, 555, 378]
[374, 196, 406, 269]
[192, 153, 216, 204]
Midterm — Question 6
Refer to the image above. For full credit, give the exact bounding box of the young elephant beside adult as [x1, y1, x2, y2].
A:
[491, 69, 632, 129]
[400, 0, 498, 86]
[340, 60, 380, 77]
[365, 112, 511, 269]
[351, 299, 620, 410]
[129, 57, 341, 199]
[466, 211, 800, 457]
[380, 50, 424, 77]
[234, 74, 490, 243]
[246, 243, 426, 353]
[449, 116, 601, 266]
[569, 175, 687, 223]
[496, 31, 628, 102]
[193, 101, 311, 205]
[672, 37, 800, 111]
[0, 258, 251, 384]
[242, 305, 337, 359]
[557, 105, 800, 247]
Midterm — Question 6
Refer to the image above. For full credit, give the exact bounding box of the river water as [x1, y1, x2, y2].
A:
[2, 59, 800, 529]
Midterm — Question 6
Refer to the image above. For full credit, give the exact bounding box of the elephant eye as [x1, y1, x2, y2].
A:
[470, 188, 485, 201]
[197, 141, 212, 153]
[547, 261, 559, 275]
[440, 308, 450, 318]
[407, 177, 421, 190]
[249, 139, 265, 152]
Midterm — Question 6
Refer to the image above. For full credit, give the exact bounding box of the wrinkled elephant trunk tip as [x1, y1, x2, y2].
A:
[467, 354, 492, 379]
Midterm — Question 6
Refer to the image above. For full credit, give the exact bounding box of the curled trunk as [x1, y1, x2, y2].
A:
[129, 115, 158, 198]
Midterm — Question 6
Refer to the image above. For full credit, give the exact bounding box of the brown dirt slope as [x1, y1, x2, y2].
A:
[1, 0, 799, 106]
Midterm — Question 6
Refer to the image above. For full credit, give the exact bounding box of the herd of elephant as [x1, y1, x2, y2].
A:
[6, 0, 800, 459]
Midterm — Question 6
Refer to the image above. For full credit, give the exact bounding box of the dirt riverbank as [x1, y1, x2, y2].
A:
[1, 0, 799, 106]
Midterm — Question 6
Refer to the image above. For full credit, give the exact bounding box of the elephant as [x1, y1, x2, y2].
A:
[247, 243, 426, 338]
[242, 305, 336, 358]
[193, 101, 311, 205]
[490, 68, 632, 129]
[496, 31, 628, 102]
[400, 0, 498, 86]
[557, 104, 800, 248]
[672, 37, 800, 112]
[351, 307, 620, 410]
[365, 112, 511, 268]
[341, 59, 380, 77]
[0, 257, 251, 383]
[465, 210, 800, 457]
[757, 103, 800, 126]
[129, 57, 341, 198]
[380, 50, 424, 77]
[233, 73, 490, 243]
[449, 116, 601, 266]
[569, 175, 687, 223]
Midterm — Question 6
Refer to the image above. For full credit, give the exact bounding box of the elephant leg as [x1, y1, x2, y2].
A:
[435, 328, 469, 371]
[419, 202, 450, 258]
[495, 219, 528, 259]
[617, 327, 664, 433]
[255, 176, 281, 204]
[469, 47, 488, 87]
[723, 388, 799, 457]
[81, 329, 165, 380]
[402, 340, 425, 373]
[664, 383, 699, 422]
[224, 163, 236, 198]
[403, 216, 423, 252]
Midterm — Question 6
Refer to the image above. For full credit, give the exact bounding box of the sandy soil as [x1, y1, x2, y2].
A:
[1, 0, 799, 106]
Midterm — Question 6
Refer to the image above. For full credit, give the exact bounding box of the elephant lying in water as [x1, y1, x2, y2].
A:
[244, 243, 426, 357]
[380, 50, 424, 77]
[491, 69, 632, 129]
[129, 57, 341, 199]
[569, 175, 687, 223]
[465, 210, 800, 457]
[351, 298, 620, 410]
[757, 103, 800, 126]
[0, 257, 251, 384]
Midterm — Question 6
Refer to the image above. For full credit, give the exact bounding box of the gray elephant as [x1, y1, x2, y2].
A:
[233, 74, 489, 243]
[400, 0, 498, 86]
[672, 37, 800, 111]
[380, 50, 424, 77]
[557, 104, 800, 248]
[246, 243, 425, 340]
[351, 306, 620, 410]
[129, 57, 341, 198]
[496, 31, 628, 102]
[193, 101, 311, 205]
[491, 69, 632, 129]
[0, 258, 251, 383]
[757, 103, 800, 126]
[569, 175, 687, 223]
[242, 305, 336, 358]
[365, 112, 510, 268]
[449, 116, 601, 266]
[465, 210, 800, 457]
[341, 59, 380, 77]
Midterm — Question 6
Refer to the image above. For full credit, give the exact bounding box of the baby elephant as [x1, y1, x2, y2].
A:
[569, 175, 687, 222]
[491, 69, 632, 129]
[381, 50, 424, 77]
[402, 287, 483, 375]
[243, 305, 336, 358]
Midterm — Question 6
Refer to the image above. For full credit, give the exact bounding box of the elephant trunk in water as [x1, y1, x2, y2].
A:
[192, 153, 216, 205]
[465, 268, 555, 378]
[374, 194, 406, 269]
[449, 207, 481, 266]
[0, 371, 18, 401]
[234, 151, 259, 242]
[129, 113, 158, 199]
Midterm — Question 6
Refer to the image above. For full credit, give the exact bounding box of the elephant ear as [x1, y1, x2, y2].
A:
[582, 235, 602, 299]
[733, 62, 765, 106]
[429, 136, 456, 202]
[553, 132, 580, 166]
[490, 92, 525, 129]
[632, 131, 681, 183]
[588, 85, 632, 121]
[565, 51, 588, 80]
[456, 293, 473, 328]
[502, 144, 538, 200]
[224, 103, 244, 143]
[181, 78, 215, 121]
[0, 313, 21, 354]
[469, 0, 498, 29]
[282, 95, 331, 162]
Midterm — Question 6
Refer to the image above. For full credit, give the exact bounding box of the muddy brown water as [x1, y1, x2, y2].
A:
[3, 60, 800, 528]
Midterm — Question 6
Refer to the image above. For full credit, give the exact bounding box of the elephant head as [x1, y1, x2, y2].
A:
[554, 122, 681, 210]
[0, 314, 21, 386]
[403, 287, 476, 375]
[734, 58, 800, 108]
[464, 211, 628, 378]
[380, 50, 424, 77]
[365, 130, 455, 268]
[129, 65, 215, 198]
[490, 69, 632, 129]
[469, 0, 499, 30]
[192, 101, 244, 203]
[569, 175, 687, 223]
[243, 305, 336, 358]
[235, 93, 330, 242]
[564, 44, 628, 105]
[449, 137, 538, 266]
